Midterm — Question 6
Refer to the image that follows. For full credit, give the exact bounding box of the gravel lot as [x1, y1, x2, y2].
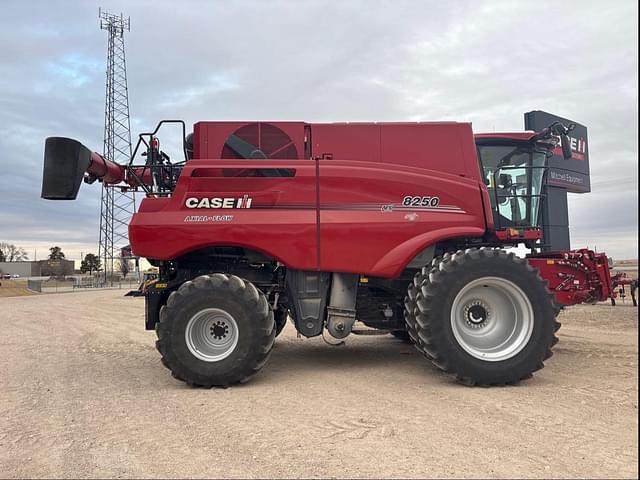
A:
[0, 290, 637, 478]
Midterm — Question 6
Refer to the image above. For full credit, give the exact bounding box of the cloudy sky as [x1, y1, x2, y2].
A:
[0, 0, 637, 263]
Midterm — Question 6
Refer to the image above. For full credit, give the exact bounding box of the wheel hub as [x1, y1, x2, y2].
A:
[185, 308, 239, 362]
[450, 277, 534, 362]
[210, 321, 229, 340]
[464, 301, 490, 329]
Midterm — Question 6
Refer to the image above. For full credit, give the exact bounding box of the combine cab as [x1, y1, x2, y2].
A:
[42, 119, 628, 387]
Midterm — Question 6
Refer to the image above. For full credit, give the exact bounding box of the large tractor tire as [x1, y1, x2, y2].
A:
[404, 255, 448, 353]
[409, 248, 559, 386]
[156, 274, 275, 387]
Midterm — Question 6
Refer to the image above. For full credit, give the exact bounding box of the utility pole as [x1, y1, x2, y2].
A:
[97, 9, 135, 286]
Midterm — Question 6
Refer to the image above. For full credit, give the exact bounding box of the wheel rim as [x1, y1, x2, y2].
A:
[450, 277, 533, 362]
[185, 308, 239, 362]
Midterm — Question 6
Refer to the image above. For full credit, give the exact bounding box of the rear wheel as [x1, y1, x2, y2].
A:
[156, 274, 275, 387]
[404, 255, 447, 352]
[410, 248, 559, 386]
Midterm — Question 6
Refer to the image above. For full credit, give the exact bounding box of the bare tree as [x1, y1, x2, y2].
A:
[0, 242, 28, 262]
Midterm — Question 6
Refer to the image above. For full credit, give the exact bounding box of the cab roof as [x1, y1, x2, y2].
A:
[474, 132, 537, 141]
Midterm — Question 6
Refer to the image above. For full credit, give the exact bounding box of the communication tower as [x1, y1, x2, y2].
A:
[97, 9, 135, 284]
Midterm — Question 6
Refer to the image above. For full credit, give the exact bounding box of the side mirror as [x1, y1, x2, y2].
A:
[560, 134, 572, 160]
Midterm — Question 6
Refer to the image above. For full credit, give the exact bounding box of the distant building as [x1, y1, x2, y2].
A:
[0, 260, 75, 277]
[0, 261, 39, 277]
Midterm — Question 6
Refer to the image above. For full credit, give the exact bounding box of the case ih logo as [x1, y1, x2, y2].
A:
[553, 135, 587, 161]
[186, 195, 253, 209]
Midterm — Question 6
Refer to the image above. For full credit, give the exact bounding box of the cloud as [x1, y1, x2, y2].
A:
[0, 0, 637, 261]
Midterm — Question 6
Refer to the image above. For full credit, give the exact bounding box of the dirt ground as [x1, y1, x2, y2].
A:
[0, 290, 637, 479]
[0, 280, 34, 298]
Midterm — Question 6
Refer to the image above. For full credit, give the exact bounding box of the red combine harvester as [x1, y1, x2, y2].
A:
[41, 120, 632, 387]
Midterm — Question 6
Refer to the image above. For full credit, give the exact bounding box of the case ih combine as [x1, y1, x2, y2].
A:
[41, 120, 633, 387]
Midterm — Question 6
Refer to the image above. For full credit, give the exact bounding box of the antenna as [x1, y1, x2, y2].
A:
[97, 9, 135, 286]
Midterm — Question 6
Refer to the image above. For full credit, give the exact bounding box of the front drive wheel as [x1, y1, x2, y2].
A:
[412, 248, 559, 386]
[156, 274, 275, 387]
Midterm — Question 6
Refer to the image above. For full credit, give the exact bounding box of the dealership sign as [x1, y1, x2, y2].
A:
[524, 110, 590, 193]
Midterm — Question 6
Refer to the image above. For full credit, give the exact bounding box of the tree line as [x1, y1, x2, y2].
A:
[0, 243, 67, 263]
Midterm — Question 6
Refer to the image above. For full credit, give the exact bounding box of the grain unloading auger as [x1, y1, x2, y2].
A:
[42, 121, 188, 200]
[42, 136, 130, 198]
[42, 119, 635, 387]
